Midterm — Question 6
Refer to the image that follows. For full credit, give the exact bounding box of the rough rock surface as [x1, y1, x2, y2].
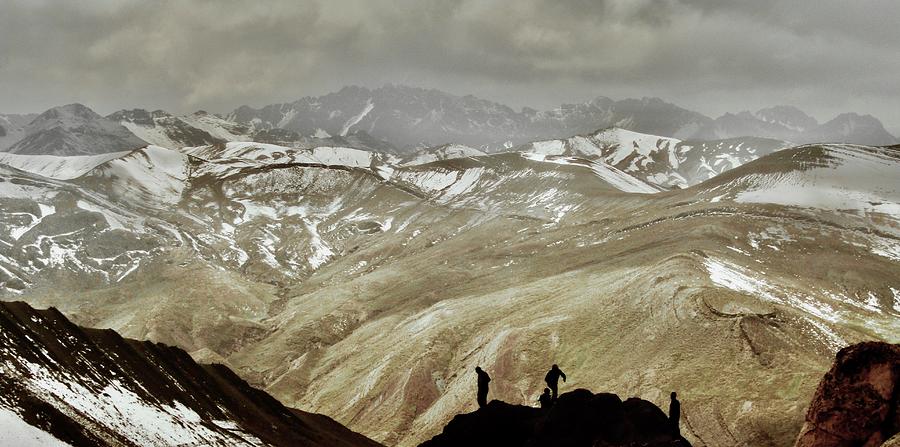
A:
[420, 388, 691, 447]
[795, 342, 900, 447]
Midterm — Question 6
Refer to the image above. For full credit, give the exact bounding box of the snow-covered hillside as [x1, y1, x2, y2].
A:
[515, 127, 789, 188]
[399, 144, 487, 166]
[109, 109, 225, 149]
[79, 145, 190, 204]
[0, 301, 382, 447]
[702, 144, 900, 219]
[2, 132, 900, 447]
[0, 151, 131, 180]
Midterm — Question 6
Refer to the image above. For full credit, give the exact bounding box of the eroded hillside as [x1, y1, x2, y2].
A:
[1, 141, 898, 446]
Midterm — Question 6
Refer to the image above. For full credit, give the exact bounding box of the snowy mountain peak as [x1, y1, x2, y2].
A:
[33, 103, 101, 124]
[4, 104, 147, 156]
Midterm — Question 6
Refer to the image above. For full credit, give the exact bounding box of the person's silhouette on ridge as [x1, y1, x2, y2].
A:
[544, 364, 566, 400]
[669, 391, 681, 437]
[538, 387, 553, 409]
[475, 366, 491, 408]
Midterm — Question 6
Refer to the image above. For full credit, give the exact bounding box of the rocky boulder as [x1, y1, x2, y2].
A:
[795, 342, 900, 447]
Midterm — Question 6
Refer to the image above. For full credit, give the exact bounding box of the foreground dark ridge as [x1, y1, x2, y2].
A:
[0, 300, 382, 447]
[420, 389, 691, 447]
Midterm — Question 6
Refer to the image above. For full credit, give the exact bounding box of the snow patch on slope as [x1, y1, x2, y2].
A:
[0, 151, 131, 180]
[89, 145, 188, 203]
[1, 357, 265, 446]
[733, 145, 900, 217]
[403, 144, 487, 166]
[340, 99, 374, 136]
[119, 121, 181, 150]
[0, 407, 71, 447]
[704, 257, 849, 351]
[592, 127, 681, 165]
[521, 153, 659, 194]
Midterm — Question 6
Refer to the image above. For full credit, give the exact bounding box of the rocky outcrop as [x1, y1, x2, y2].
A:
[420, 389, 690, 447]
[795, 342, 900, 447]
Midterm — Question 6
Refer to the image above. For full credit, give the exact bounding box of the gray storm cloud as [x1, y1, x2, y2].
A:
[1, 0, 898, 133]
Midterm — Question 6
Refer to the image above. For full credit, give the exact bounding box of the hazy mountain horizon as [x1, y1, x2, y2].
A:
[2, 84, 896, 157]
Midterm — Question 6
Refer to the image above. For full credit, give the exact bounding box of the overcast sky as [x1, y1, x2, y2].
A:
[1, 0, 898, 133]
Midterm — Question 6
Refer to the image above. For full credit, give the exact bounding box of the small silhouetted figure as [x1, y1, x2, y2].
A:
[538, 388, 553, 409]
[544, 364, 566, 400]
[475, 366, 491, 408]
[669, 391, 681, 436]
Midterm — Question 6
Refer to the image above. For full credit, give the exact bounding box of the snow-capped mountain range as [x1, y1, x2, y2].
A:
[226, 85, 897, 150]
[1, 86, 896, 159]
[1, 136, 897, 446]
[513, 127, 790, 188]
[2, 88, 900, 447]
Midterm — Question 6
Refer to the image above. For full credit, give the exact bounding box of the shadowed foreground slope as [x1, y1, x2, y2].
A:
[420, 389, 691, 447]
[0, 300, 382, 447]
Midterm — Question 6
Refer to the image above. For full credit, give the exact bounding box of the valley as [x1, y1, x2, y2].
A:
[2, 119, 898, 445]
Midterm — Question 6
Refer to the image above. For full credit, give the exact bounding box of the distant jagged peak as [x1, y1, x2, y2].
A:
[825, 111, 884, 126]
[5, 103, 147, 156]
[807, 113, 898, 146]
[107, 108, 175, 125]
[755, 105, 818, 132]
[31, 102, 102, 126]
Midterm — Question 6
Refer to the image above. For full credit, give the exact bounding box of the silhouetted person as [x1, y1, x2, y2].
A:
[538, 388, 553, 409]
[475, 366, 491, 408]
[669, 391, 681, 437]
[544, 364, 566, 400]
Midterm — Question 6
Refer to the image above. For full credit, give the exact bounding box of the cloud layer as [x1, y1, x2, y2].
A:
[1, 0, 898, 132]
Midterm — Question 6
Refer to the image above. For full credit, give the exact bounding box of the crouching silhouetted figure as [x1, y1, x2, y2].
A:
[538, 388, 553, 409]
[544, 364, 566, 400]
[475, 366, 491, 408]
[669, 391, 681, 437]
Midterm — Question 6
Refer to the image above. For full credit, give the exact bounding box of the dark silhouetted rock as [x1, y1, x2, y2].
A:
[795, 342, 900, 447]
[420, 388, 690, 447]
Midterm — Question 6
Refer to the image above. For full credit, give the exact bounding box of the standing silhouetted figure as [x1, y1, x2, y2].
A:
[475, 366, 491, 408]
[538, 388, 553, 409]
[544, 364, 566, 400]
[669, 391, 681, 437]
